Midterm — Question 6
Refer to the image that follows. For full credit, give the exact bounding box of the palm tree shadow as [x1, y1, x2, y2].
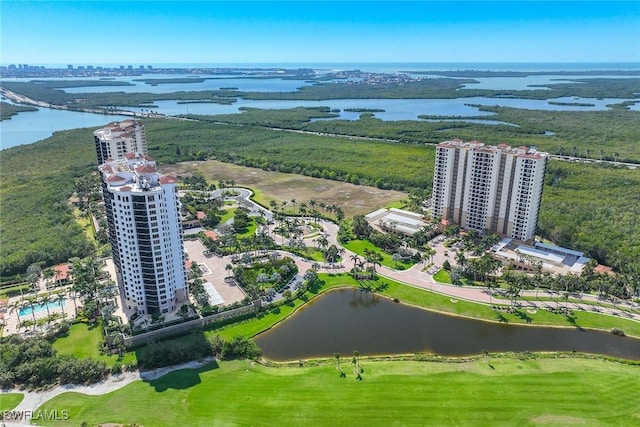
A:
[565, 314, 583, 330]
[494, 311, 509, 323]
[513, 309, 533, 323]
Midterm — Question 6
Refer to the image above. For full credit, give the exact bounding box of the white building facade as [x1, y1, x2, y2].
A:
[94, 120, 148, 164]
[432, 139, 547, 241]
[99, 154, 187, 315]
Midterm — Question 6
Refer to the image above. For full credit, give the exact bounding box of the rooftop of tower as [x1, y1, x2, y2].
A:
[99, 152, 177, 193]
[437, 139, 548, 159]
[93, 119, 144, 140]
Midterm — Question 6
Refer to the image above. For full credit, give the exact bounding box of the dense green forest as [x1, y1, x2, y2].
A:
[241, 77, 640, 101]
[0, 127, 97, 278]
[1, 116, 639, 278]
[191, 105, 640, 163]
[0, 101, 38, 120]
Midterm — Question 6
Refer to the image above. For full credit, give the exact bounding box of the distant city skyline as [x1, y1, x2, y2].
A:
[1, 1, 639, 65]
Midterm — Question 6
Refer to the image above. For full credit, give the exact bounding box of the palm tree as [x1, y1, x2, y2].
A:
[315, 234, 329, 251]
[39, 294, 52, 323]
[66, 288, 78, 317]
[54, 292, 66, 318]
[455, 251, 467, 270]
[8, 301, 22, 330]
[334, 353, 342, 373]
[392, 252, 402, 268]
[24, 297, 37, 326]
[42, 268, 54, 290]
[353, 350, 362, 372]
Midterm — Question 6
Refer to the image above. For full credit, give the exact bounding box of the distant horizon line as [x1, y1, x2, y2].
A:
[4, 61, 640, 66]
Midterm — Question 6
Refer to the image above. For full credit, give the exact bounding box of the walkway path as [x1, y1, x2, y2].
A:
[3, 357, 215, 425]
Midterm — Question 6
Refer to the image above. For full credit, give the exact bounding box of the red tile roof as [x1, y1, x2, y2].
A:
[135, 165, 156, 174]
[594, 264, 614, 275]
[203, 230, 218, 240]
[107, 174, 127, 182]
[159, 175, 178, 184]
[196, 211, 207, 220]
[54, 264, 70, 282]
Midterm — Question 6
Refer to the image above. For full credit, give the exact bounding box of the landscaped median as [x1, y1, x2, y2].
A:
[33, 356, 640, 426]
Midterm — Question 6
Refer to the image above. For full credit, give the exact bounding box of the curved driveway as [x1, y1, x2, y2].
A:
[197, 188, 640, 322]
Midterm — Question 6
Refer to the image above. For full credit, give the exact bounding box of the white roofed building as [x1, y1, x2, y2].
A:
[99, 153, 187, 316]
[432, 139, 548, 242]
[93, 120, 148, 165]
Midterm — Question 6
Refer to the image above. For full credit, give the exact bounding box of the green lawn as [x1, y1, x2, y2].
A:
[36, 357, 640, 426]
[218, 207, 236, 224]
[1, 393, 23, 411]
[0, 282, 30, 299]
[72, 208, 96, 244]
[342, 239, 415, 270]
[300, 247, 326, 262]
[236, 220, 258, 238]
[52, 322, 135, 366]
[433, 269, 452, 284]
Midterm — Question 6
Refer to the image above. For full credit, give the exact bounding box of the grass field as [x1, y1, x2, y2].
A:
[72, 208, 96, 245]
[433, 269, 452, 284]
[342, 239, 416, 270]
[0, 393, 23, 411]
[52, 322, 135, 366]
[160, 160, 407, 217]
[36, 357, 640, 426]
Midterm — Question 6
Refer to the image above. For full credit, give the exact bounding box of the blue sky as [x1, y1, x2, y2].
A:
[1, 1, 639, 65]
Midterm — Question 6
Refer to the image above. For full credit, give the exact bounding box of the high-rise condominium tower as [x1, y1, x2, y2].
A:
[432, 139, 548, 241]
[93, 120, 148, 164]
[99, 153, 187, 315]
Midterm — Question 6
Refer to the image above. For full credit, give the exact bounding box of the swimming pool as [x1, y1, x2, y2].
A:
[18, 299, 66, 316]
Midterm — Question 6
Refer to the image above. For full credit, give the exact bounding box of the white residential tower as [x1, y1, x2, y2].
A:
[99, 153, 187, 315]
[432, 139, 547, 241]
[94, 120, 148, 164]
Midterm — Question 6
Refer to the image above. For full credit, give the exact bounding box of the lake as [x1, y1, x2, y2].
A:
[0, 104, 129, 149]
[254, 288, 640, 361]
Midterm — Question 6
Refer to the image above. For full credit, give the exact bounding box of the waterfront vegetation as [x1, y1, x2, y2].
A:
[0, 101, 38, 120]
[34, 356, 640, 427]
[241, 76, 640, 101]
